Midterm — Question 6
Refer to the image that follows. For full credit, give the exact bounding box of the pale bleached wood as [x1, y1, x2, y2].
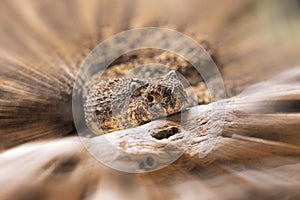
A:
[1, 1, 300, 199]
[84, 67, 300, 173]
[1, 67, 300, 200]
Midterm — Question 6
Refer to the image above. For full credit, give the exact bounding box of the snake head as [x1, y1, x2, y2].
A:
[128, 70, 189, 125]
[84, 70, 188, 134]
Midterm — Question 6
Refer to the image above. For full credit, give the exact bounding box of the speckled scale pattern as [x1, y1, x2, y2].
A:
[84, 71, 188, 134]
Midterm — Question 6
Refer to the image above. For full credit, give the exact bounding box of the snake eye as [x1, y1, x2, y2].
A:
[132, 90, 141, 97]
[147, 95, 154, 102]
[130, 82, 139, 92]
[130, 82, 142, 97]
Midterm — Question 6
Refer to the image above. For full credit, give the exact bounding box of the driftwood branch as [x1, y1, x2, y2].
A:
[83, 67, 300, 173]
[1, 67, 300, 199]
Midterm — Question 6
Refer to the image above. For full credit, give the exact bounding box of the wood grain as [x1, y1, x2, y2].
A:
[0, 0, 300, 199]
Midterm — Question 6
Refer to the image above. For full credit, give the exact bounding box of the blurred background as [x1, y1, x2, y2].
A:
[0, 0, 300, 199]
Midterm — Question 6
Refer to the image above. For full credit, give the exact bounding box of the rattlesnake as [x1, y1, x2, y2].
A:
[80, 39, 218, 134]
[84, 70, 189, 133]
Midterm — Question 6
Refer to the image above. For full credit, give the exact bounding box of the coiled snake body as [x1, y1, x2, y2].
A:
[82, 47, 215, 134]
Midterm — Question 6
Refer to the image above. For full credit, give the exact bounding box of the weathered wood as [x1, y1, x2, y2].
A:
[1, 0, 300, 199]
[84, 67, 300, 172]
[1, 67, 300, 199]
[1, 0, 300, 150]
